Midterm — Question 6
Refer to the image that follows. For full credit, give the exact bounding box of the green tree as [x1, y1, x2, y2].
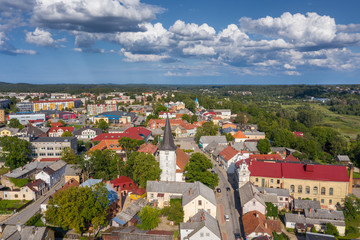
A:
[190, 114, 198, 124]
[61, 131, 73, 137]
[184, 153, 219, 188]
[195, 122, 218, 143]
[224, 133, 233, 142]
[297, 109, 322, 128]
[344, 195, 359, 221]
[349, 141, 360, 167]
[265, 202, 278, 219]
[58, 119, 66, 126]
[61, 147, 76, 164]
[97, 119, 109, 131]
[45, 183, 109, 233]
[46, 121, 51, 127]
[138, 206, 161, 230]
[258, 139, 271, 154]
[325, 222, 339, 236]
[161, 199, 184, 225]
[118, 137, 144, 159]
[8, 118, 23, 129]
[126, 152, 161, 188]
[0, 136, 31, 170]
[181, 114, 190, 122]
[234, 112, 251, 124]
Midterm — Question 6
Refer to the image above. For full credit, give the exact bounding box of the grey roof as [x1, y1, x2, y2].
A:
[31, 137, 76, 143]
[181, 210, 221, 240]
[74, 127, 102, 135]
[4, 161, 53, 178]
[159, 117, 177, 151]
[285, 213, 306, 224]
[336, 155, 350, 162]
[200, 136, 227, 145]
[182, 181, 217, 207]
[147, 181, 193, 195]
[108, 127, 129, 133]
[115, 198, 146, 224]
[243, 130, 265, 136]
[306, 232, 336, 240]
[64, 164, 81, 176]
[304, 209, 344, 221]
[271, 147, 286, 152]
[147, 128, 163, 136]
[244, 142, 259, 152]
[1, 225, 48, 240]
[285, 212, 345, 227]
[256, 187, 290, 197]
[293, 199, 321, 210]
[239, 182, 265, 207]
[49, 159, 67, 172]
[231, 142, 245, 151]
[19, 125, 44, 137]
[204, 141, 219, 152]
[259, 193, 278, 204]
[2, 127, 19, 135]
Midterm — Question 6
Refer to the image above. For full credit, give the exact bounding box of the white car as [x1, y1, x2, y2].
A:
[225, 214, 230, 221]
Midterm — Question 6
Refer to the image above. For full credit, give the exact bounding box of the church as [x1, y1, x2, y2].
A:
[159, 117, 190, 182]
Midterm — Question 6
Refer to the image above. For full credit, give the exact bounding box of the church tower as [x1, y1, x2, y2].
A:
[159, 117, 177, 182]
[238, 161, 250, 188]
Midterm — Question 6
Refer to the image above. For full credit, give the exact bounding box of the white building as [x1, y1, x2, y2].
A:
[35, 160, 67, 187]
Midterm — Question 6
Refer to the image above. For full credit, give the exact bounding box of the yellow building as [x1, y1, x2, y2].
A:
[237, 160, 350, 209]
[0, 127, 19, 136]
[33, 99, 80, 112]
[0, 109, 5, 123]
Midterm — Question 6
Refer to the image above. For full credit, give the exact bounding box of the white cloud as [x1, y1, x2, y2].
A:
[170, 20, 216, 40]
[26, 28, 65, 47]
[122, 50, 170, 62]
[284, 64, 296, 70]
[285, 71, 301, 75]
[32, 0, 163, 33]
[183, 45, 215, 56]
[73, 48, 82, 52]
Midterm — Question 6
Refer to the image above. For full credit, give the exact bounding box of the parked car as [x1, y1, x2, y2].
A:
[211, 170, 215, 174]
[224, 215, 230, 221]
[216, 188, 221, 193]
[226, 187, 231, 191]
[234, 233, 241, 240]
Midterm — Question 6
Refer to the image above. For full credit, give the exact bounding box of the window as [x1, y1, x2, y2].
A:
[298, 185, 302, 193]
[329, 188, 333, 196]
[279, 197, 283, 201]
[321, 199, 324, 203]
[270, 179, 273, 183]
[129, 183, 132, 187]
[200, 233, 204, 237]
[329, 199, 332, 204]
[198, 200, 202, 206]
[150, 194, 154, 198]
[123, 184, 126, 188]
[47, 153, 54, 156]
[206, 233, 210, 237]
[313, 186, 318, 195]
[290, 185, 295, 193]
[306, 186, 310, 194]
[47, 147, 53, 150]
[253, 201, 256, 206]
[321, 187, 326, 195]
[277, 180, 280, 184]
[23, 194, 25, 198]
[255, 178, 258, 182]
[15, 194, 18, 198]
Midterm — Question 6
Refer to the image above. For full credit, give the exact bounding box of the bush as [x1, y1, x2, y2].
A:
[25, 213, 44, 226]
[266, 202, 278, 219]
[346, 225, 359, 235]
[162, 199, 184, 225]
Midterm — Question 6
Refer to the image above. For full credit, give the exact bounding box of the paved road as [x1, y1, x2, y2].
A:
[3, 178, 65, 225]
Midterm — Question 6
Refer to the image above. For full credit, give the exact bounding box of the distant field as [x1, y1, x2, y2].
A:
[281, 103, 360, 139]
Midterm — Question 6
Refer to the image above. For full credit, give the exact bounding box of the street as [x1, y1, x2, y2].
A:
[3, 178, 65, 225]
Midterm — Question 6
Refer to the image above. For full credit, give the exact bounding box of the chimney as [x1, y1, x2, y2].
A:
[201, 212, 205, 221]
[16, 225, 22, 233]
[349, 165, 353, 194]
[189, 188, 192, 196]
[255, 212, 258, 218]
[309, 208, 312, 213]
[264, 222, 268, 229]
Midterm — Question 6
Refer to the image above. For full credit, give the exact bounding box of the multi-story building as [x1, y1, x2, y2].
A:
[0, 109, 5, 123]
[16, 101, 34, 112]
[33, 99, 81, 112]
[31, 137, 77, 159]
[236, 160, 350, 209]
[8, 113, 46, 125]
[87, 104, 118, 116]
[0, 99, 11, 109]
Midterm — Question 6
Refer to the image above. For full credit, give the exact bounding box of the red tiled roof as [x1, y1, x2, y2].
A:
[284, 154, 300, 162]
[146, 230, 173, 236]
[57, 178, 80, 193]
[110, 176, 134, 188]
[219, 145, 239, 161]
[236, 160, 349, 182]
[242, 211, 272, 236]
[92, 133, 141, 142]
[248, 154, 283, 161]
[138, 143, 158, 155]
[29, 119, 44, 123]
[233, 130, 247, 139]
[176, 148, 190, 172]
[124, 127, 151, 139]
[49, 127, 74, 133]
[51, 122, 63, 127]
[89, 139, 122, 152]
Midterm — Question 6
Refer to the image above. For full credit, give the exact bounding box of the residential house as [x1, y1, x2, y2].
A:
[222, 122, 237, 130]
[8, 113, 46, 125]
[180, 210, 221, 240]
[222, 127, 239, 136]
[243, 130, 266, 140]
[48, 126, 75, 137]
[158, 111, 176, 119]
[35, 160, 67, 187]
[0, 225, 55, 240]
[0, 127, 19, 137]
[233, 130, 247, 142]
[102, 226, 173, 240]
[199, 136, 227, 149]
[335, 155, 350, 164]
[111, 198, 147, 227]
[64, 164, 81, 183]
[31, 137, 78, 158]
[89, 139, 123, 154]
[146, 181, 217, 221]
[242, 211, 282, 239]
[239, 182, 266, 216]
[218, 145, 240, 173]
[256, 187, 291, 210]
[80, 179, 119, 206]
[292, 199, 321, 213]
[87, 104, 118, 116]
[0, 109, 5, 123]
[18, 125, 48, 138]
[2, 179, 47, 200]
[74, 127, 103, 140]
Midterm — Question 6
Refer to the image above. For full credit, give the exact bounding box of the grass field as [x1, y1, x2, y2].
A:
[281, 103, 360, 139]
[0, 167, 10, 175]
[0, 200, 30, 214]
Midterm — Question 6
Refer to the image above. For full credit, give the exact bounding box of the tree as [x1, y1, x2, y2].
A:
[97, 119, 109, 131]
[325, 223, 339, 236]
[46, 121, 51, 127]
[190, 114, 198, 124]
[265, 202, 278, 219]
[297, 109, 322, 128]
[61, 147, 76, 164]
[349, 140, 360, 166]
[234, 112, 251, 124]
[45, 183, 108, 233]
[125, 152, 161, 188]
[146, 95, 153, 102]
[138, 206, 161, 230]
[184, 153, 219, 188]
[195, 122, 218, 143]
[181, 114, 190, 122]
[161, 199, 184, 224]
[58, 119, 66, 126]
[224, 133, 233, 142]
[118, 137, 144, 159]
[344, 195, 360, 221]
[258, 139, 271, 154]
[0, 136, 31, 170]
[61, 131, 73, 137]
[8, 118, 23, 129]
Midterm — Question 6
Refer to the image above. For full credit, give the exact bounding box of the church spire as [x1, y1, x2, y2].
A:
[159, 116, 177, 151]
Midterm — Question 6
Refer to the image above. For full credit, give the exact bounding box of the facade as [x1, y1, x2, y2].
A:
[31, 137, 78, 158]
[0, 109, 5, 123]
[33, 99, 81, 111]
[2, 179, 47, 200]
[74, 127, 102, 139]
[0, 127, 19, 137]
[239, 182, 266, 216]
[48, 126, 75, 137]
[236, 160, 350, 209]
[218, 145, 240, 173]
[16, 101, 34, 112]
[8, 113, 46, 125]
[35, 160, 67, 187]
[87, 104, 118, 116]
[159, 117, 177, 182]
[243, 130, 266, 140]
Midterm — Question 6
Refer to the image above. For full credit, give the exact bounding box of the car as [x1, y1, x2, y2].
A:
[211, 170, 215, 174]
[216, 188, 221, 193]
[226, 187, 231, 191]
[224, 214, 230, 221]
[234, 233, 241, 240]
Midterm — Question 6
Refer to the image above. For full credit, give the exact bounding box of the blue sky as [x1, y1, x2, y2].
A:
[1, 0, 360, 85]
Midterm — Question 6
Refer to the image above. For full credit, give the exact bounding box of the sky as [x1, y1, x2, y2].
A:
[1, 0, 360, 85]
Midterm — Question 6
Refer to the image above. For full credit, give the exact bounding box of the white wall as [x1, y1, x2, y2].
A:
[183, 195, 217, 221]
[243, 198, 266, 215]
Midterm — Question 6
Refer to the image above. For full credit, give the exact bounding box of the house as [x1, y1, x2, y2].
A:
[199, 136, 227, 149]
[31, 137, 78, 158]
[239, 182, 266, 216]
[74, 127, 103, 139]
[137, 143, 158, 155]
[256, 187, 291, 210]
[89, 139, 123, 153]
[19, 125, 48, 138]
[64, 164, 81, 183]
[293, 132, 304, 138]
[0, 127, 19, 137]
[35, 160, 67, 187]
[218, 145, 240, 173]
[233, 130, 247, 142]
[270, 147, 287, 158]
[33, 99, 81, 111]
[243, 131, 266, 140]
[292, 199, 321, 213]
[242, 210, 282, 239]
[48, 127, 75, 137]
[0, 225, 55, 240]
[92, 127, 151, 143]
[284, 209, 346, 236]
[2, 179, 47, 200]
[158, 111, 176, 119]
[110, 176, 144, 199]
[235, 160, 350, 209]
[112, 198, 147, 227]
[180, 210, 221, 240]
[146, 181, 217, 221]
[335, 155, 350, 164]
[284, 154, 301, 162]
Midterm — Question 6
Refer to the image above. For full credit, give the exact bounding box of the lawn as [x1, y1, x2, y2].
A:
[0, 167, 10, 175]
[0, 200, 30, 214]
[281, 103, 360, 139]
[68, 124, 84, 130]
